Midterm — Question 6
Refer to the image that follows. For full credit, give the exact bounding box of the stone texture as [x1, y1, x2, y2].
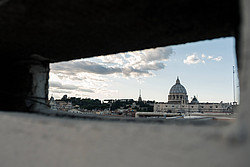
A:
[0, 55, 49, 111]
[1, 1, 250, 166]
[0, 0, 239, 62]
[236, 0, 250, 142]
[0, 111, 249, 167]
[0, 0, 240, 111]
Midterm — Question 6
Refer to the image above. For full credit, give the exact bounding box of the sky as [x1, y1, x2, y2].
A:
[49, 37, 239, 103]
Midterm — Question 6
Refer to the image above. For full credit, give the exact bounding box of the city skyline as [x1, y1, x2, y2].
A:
[49, 37, 238, 103]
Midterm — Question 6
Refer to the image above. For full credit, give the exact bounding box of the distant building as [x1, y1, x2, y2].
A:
[48, 96, 73, 111]
[49, 96, 57, 110]
[154, 77, 233, 113]
[168, 77, 188, 104]
[138, 89, 142, 102]
[102, 91, 154, 116]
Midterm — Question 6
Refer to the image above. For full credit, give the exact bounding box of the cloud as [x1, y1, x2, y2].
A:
[122, 67, 152, 77]
[97, 46, 172, 65]
[98, 55, 125, 65]
[205, 55, 223, 62]
[49, 81, 78, 90]
[51, 46, 173, 78]
[74, 61, 122, 75]
[183, 54, 201, 64]
[136, 47, 173, 62]
[213, 56, 223, 61]
[78, 88, 95, 93]
[49, 81, 94, 92]
[49, 81, 63, 88]
[183, 54, 223, 65]
[138, 62, 166, 71]
[51, 60, 122, 75]
[49, 46, 173, 99]
[207, 56, 213, 59]
[49, 89, 72, 94]
[51, 60, 152, 77]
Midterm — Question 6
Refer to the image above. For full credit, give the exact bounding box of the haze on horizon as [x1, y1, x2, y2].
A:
[49, 37, 239, 103]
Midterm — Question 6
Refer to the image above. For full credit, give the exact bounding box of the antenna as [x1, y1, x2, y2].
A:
[233, 66, 236, 103]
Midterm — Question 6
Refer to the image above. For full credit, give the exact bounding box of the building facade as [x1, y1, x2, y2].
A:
[154, 77, 233, 113]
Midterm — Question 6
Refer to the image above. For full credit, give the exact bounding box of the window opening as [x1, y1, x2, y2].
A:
[49, 37, 239, 121]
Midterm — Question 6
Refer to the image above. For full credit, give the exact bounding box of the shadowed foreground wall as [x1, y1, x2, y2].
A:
[1, 0, 250, 166]
[0, 0, 239, 62]
[0, 112, 248, 167]
[0, 0, 240, 112]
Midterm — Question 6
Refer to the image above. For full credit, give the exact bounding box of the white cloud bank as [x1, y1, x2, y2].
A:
[213, 56, 223, 61]
[183, 54, 201, 64]
[184, 53, 223, 65]
[49, 46, 173, 99]
[51, 46, 173, 78]
[96, 46, 173, 77]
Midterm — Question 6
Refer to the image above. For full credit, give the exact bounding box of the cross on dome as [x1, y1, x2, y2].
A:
[176, 76, 180, 84]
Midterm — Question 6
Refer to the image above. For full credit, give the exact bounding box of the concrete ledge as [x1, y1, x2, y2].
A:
[0, 111, 249, 167]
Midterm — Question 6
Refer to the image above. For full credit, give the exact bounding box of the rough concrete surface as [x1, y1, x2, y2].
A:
[0, 0, 240, 111]
[0, 111, 249, 167]
[0, 0, 249, 166]
[0, 0, 238, 62]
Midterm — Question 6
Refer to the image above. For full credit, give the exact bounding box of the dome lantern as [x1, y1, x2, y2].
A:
[176, 76, 180, 84]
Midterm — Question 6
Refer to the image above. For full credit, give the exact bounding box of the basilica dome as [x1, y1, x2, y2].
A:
[169, 77, 187, 94]
[168, 77, 188, 104]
